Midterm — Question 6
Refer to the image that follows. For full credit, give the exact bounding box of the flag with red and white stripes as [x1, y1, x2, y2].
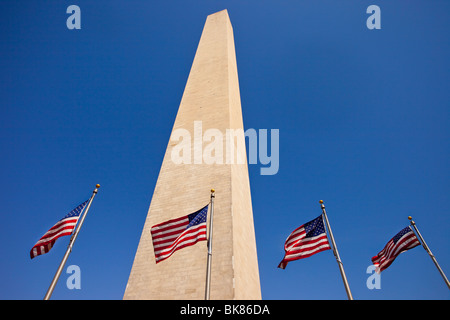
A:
[278, 215, 331, 269]
[30, 200, 89, 259]
[151, 205, 208, 264]
[372, 226, 420, 272]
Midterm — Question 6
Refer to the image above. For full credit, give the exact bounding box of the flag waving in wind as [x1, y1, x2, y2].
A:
[278, 215, 331, 269]
[30, 200, 89, 259]
[372, 226, 420, 272]
[151, 205, 208, 264]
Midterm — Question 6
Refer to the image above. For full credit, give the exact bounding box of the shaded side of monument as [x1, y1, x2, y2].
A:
[123, 10, 261, 300]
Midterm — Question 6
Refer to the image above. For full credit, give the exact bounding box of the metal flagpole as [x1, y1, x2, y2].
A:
[319, 200, 353, 300]
[205, 188, 215, 300]
[43, 184, 100, 300]
[408, 216, 450, 290]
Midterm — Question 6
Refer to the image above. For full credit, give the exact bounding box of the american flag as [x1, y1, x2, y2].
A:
[30, 200, 89, 259]
[151, 204, 208, 264]
[372, 226, 420, 272]
[278, 215, 331, 269]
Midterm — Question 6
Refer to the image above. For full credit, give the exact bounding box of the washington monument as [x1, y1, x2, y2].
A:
[123, 10, 261, 300]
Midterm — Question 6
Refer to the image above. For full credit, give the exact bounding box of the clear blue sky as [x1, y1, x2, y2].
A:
[1, 1, 449, 300]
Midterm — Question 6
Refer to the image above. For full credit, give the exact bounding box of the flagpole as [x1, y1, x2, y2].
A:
[43, 184, 100, 300]
[205, 188, 215, 300]
[408, 216, 450, 290]
[319, 200, 353, 300]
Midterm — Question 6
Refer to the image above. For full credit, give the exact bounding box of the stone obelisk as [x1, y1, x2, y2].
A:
[123, 9, 261, 300]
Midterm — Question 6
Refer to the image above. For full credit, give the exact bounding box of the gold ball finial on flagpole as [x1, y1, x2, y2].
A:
[96, 184, 101, 188]
[408, 216, 412, 220]
[319, 200, 325, 209]
[211, 189, 215, 193]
